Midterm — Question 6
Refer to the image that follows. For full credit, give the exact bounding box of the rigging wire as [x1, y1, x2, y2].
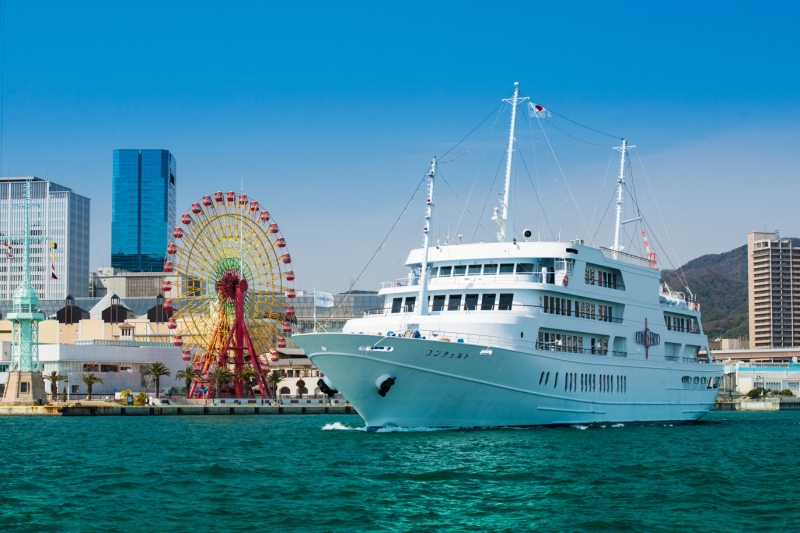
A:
[543, 118, 616, 147]
[535, 116, 594, 245]
[439, 103, 503, 161]
[588, 149, 616, 235]
[471, 149, 508, 242]
[512, 138, 555, 240]
[591, 188, 618, 244]
[545, 107, 622, 140]
[438, 168, 495, 242]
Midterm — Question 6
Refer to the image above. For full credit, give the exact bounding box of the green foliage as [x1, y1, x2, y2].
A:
[746, 387, 767, 398]
[175, 365, 199, 391]
[119, 389, 133, 397]
[80, 373, 104, 400]
[777, 389, 794, 397]
[144, 362, 171, 398]
[134, 392, 147, 406]
[44, 371, 67, 398]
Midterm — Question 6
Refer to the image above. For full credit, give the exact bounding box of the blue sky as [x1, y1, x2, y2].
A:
[1, 1, 798, 292]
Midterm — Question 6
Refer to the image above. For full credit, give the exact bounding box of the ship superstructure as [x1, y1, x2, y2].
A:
[293, 83, 722, 428]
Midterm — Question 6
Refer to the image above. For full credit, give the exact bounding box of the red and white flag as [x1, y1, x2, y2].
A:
[530, 102, 551, 118]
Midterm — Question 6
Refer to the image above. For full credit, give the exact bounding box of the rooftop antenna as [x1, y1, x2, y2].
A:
[611, 139, 637, 259]
[493, 82, 528, 242]
[419, 157, 436, 316]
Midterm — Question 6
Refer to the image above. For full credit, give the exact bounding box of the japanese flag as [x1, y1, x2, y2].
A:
[530, 102, 551, 118]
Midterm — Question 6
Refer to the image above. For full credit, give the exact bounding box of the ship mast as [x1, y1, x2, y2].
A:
[611, 138, 635, 259]
[493, 82, 528, 242]
[419, 157, 436, 315]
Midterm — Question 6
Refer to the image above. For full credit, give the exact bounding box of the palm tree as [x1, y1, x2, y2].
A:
[144, 361, 171, 399]
[209, 367, 233, 400]
[80, 373, 104, 401]
[266, 370, 284, 402]
[43, 371, 67, 400]
[175, 365, 199, 394]
[237, 365, 258, 397]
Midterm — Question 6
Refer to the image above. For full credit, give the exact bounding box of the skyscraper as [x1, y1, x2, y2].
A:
[0, 177, 91, 299]
[111, 150, 176, 272]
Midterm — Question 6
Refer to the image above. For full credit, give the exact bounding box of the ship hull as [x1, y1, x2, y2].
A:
[293, 333, 723, 428]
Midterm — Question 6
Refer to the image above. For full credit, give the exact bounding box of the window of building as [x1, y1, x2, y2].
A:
[447, 295, 462, 311]
[465, 294, 479, 311]
[498, 293, 513, 311]
[391, 298, 402, 314]
[20, 382, 29, 393]
[481, 294, 496, 311]
[432, 295, 446, 312]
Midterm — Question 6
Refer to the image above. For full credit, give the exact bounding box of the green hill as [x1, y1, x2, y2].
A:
[660, 238, 799, 340]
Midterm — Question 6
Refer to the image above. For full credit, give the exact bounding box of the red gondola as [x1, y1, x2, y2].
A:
[281, 254, 292, 264]
[285, 271, 295, 281]
[181, 351, 191, 362]
[173, 227, 183, 239]
[277, 337, 287, 349]
[181, 213, 192, 225]
[249, 201, 259, 212]
[214, 191, 223, 203]
[163, 299, 173, 311]
[283, 322, 292, 333]
[259, 211, 270, 222]
[191, 203, 202, 214]
[268, 223, 279, 234]
[275, 238, 286, 248]
[167, 244, 177, 255]
[226, 191, 235, 202]
[269, 351, 279, 362]
[163, 261, 173, 273]
[161, 281, 172, 292]
[238, 194, 247, 206]
[285, 306, 295, 318]
[286, 288, 296, 298]
[167, 319, 177, 330]
[202, 195, 212, 207]
[173, 335, 183, 347]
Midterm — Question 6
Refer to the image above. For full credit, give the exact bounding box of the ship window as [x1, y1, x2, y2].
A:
[554, 372, 558, 389]
[481, 294, 496, 311]
[693, 376, 699, 384]
[545, 372, 550, 385]
[701, 377, 707, 385]
[539, 371, 544, 385]
[439, 266, 452, 277]
[565, 373, 569, 391]
[391, 298, 402, 313]
[447, 295, 462, 311]
[432, 295, 446, 312]
[624, 376, 627, 392]
[483, 264, 497, 275]
[499, 294, 513, 310]
[517, 263, 534, 274]
[468, 265, 482, 275]
[499, 263, 514, 274]
[682, 376, 691, 384]
[453, 265, 466, 277]
[404, 297, 416, 312]
[465, 294, 479, 311]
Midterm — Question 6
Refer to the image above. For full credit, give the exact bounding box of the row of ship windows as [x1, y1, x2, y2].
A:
[539, 370, 626, 393]
[541, 296, 617, 323]
[683, 376, 721, 389]
[391, 293, 514, 313]
[584, 268, 623, 290]
[433, 263, 535, 278]
[536, 332, 610, 355]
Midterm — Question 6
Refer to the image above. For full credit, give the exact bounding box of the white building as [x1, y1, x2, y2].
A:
[0, 177, 91, 300]
[721, 361, 800, 395]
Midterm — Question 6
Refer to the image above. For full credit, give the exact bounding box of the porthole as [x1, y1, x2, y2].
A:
[682, 376, 691, 384]
[520, 332, 524, 338]
[701, 377, 707, 385]
[693, 377, 699, 384]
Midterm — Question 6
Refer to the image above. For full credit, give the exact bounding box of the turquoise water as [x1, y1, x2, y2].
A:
[1, 411, 799, 532]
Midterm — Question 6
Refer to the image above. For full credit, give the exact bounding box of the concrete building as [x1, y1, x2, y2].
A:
[90, 267, 165, 298]
[112, 149, 176, 272]
[0, 177, 90, 300]
[748, 231, 800, 349]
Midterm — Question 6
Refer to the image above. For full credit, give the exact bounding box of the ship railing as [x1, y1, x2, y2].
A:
[599, 247, 652, 268]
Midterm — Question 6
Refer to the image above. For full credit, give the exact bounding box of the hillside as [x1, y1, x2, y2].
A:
[660, 238, 799, 340]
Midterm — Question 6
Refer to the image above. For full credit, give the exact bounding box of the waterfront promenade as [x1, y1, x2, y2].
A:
[0, 400, 356, 416]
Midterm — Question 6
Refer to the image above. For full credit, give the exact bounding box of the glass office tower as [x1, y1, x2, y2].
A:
[111, 150, 176, 272]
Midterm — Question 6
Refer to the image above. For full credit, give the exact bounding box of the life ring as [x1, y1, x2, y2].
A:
[563, 274, 569, 287]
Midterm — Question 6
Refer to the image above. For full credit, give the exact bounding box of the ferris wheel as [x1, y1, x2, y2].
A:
[163, 191, 296, 399]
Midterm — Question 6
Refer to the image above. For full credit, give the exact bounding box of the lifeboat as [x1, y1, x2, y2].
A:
[161, 281, 172, 292]
[173, 336, 183, 347]
[283, 322, 292, 333]
[286, 288, 296, 298]
[226, 191, 235, 202]
[259, 211, 270, 222]
[172, 227, 183, 239]
[281, 254, 292, 264]
[214, 191, 223, 203]
[249, 201, 259, 212]
[285, 271, 295, 281]
[167, 243, 177, 255]
[275, 238, 286, 248]
[277, 337, 287, 349]
[163, 300, 173, 311]
[167, 319, 177, 330]
[163, 261, 173, 273]
[191, 203, 202, 214]
[268, 223, 279, 234]
[238, 194, 247, 206]
[202, 195, 212, 207]
[181, 213, 192, 225]
[285, 306, 295, 318]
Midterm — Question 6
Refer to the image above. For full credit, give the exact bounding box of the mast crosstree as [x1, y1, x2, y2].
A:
[493, 81, 528, 243]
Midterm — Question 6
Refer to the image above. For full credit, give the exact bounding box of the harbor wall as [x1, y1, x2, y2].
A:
[0, 405, 357, 416]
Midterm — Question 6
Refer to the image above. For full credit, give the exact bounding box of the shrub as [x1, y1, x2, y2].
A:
[119, 389, 133, 397]
[134, 392, 147, 406]
[746, 387, 765, 398]
[777, 389, 794, 397]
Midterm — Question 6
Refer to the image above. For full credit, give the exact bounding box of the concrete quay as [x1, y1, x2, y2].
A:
[713, 399, 800, 411]
[0, 403, 357, 417]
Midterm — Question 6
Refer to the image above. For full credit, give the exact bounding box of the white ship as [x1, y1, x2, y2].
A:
[294, 83, 723, 429]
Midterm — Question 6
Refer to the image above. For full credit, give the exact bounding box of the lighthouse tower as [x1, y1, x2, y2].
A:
[1, 181, 47, 405]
